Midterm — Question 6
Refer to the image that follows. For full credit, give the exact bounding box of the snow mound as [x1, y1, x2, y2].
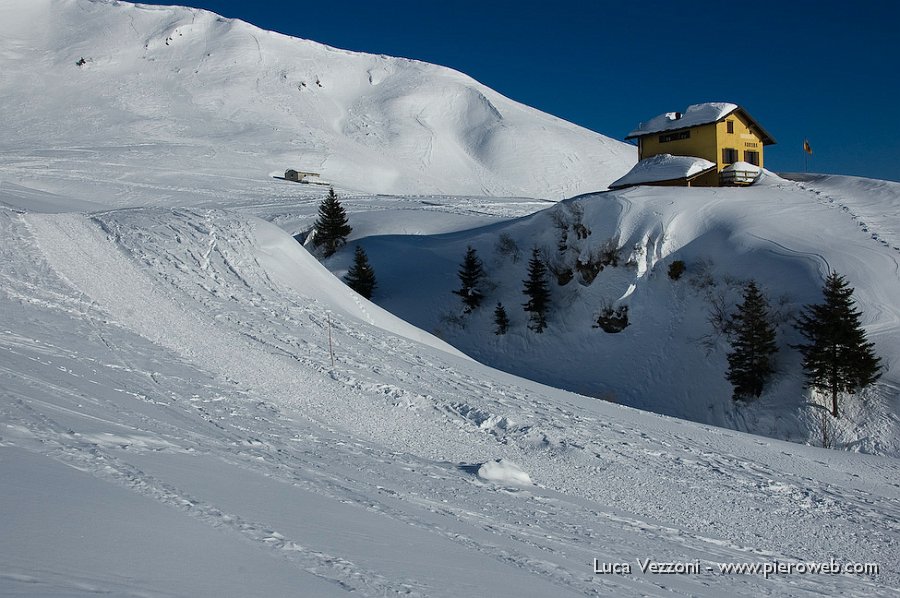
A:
[477, 459, 533, 485]
[609, 153, 715, 188]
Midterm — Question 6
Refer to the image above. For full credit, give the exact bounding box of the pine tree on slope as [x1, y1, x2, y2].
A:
[522, 248, 551, 333]
[726, 281, 778, 400]
[453, 246, 486, 313]
[794, 272, 881, 418]
[312, 187, 352, 257]
[344, 245, 377, 299]
[493, 302, 510, 335]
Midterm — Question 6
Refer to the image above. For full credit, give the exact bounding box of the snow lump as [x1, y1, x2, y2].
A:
[477, 459, 533, 485]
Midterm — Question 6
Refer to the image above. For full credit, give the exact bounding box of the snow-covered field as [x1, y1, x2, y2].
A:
[4, 203, 899, 596]
[2, 1, 899, 596]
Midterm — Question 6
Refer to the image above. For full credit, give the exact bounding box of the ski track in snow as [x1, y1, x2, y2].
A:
[792, 179, 900, 255]
[0, 206, 895, 596]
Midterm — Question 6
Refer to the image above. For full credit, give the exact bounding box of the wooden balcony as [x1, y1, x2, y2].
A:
[719, 166, 760, 186]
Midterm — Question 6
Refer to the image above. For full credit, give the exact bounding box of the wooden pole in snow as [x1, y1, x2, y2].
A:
[327, 312, 335, 368]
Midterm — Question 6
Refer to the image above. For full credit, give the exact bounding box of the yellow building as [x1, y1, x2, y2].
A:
[613, 103, 776, 188]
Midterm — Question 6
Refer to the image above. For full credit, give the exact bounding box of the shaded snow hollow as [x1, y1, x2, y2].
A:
[356, 173, 900, 457]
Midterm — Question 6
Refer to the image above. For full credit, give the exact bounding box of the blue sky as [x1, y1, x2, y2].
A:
[138, 0, 899, 182]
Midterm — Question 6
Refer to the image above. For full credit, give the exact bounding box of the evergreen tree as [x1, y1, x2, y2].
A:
[312, 188, 352, 257]
[794, 272, 881, 417]
[493, 302, 509, 335]
[522, 248, 551, 333]
[452, 246, 486, 313]
[343, 245, 377, 299]
[726, 281, 778, 400]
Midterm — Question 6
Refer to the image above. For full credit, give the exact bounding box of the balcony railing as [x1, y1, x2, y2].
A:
[720, 167, 760, 186]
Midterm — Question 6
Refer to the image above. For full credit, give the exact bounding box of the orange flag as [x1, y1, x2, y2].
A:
[803, 139, 813, 154]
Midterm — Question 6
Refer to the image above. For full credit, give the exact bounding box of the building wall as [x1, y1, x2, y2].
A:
[691, 169, 721, 187]
[637, 109, 767, 184]
[714, 110, 765, 170]
[639, 122, 718, 164]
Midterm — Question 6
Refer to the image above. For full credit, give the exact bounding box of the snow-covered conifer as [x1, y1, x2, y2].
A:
[794, 272, 881, 417]
[453, 246, 486, 313]
[312, 188, 352, 257]
[344, 245, 377, 299]
[726, 281, 778, 400]
[522, 248, 550, 333]
[493, 302, 509, 335]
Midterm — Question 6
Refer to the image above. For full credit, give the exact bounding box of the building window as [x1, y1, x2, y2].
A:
[744, 150, 760, 166]
[722, 148, 738, 164]
[659, 130, 690, 143]
[726, 120, 734, 134]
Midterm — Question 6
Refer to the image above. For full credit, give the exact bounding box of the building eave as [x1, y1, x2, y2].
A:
[734, 106, 777, 145]
[624, 122, 708, 141]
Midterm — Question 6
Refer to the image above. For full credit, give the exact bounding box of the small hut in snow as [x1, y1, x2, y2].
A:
[284, 169, 319, 183]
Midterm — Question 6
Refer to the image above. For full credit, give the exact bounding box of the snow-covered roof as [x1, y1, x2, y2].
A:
[609, 154, 716, 189]
[626, 103, 738, 139]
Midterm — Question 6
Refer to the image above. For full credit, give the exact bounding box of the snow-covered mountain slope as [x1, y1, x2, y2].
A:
[353, 172, 900, 456]
[0, 0, 634, 204]
[2, 1, 899, 594]
[3, 204, 899, 596]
